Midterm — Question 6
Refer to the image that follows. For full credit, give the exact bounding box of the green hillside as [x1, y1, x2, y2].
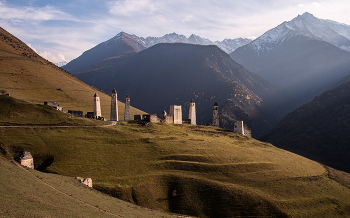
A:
[2, 96, 350, 217]
[0, 27, 144, 120]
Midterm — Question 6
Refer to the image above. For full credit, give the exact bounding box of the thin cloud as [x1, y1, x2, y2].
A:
[2, 0, 350, 63]
[108, 0, 158, 16]
[0, 2, 76, 21]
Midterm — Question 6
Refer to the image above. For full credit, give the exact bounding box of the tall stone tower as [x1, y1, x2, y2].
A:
[124, 95, 131, 121]
[188, 99, 196, 125]
[93, 93, 101, 118]
[234, 121, 245, 135]
[212, 102, 219, 127]
[110, 88, 118, 121]
[170, 105, 182, 124]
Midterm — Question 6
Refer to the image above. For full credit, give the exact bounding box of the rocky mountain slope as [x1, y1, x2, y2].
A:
[75, 43, 296, 138]
[231, 12, 350, 106]
[262, 80, 350, 173]
[63, 32, 251, 74]
[0, 27, 144, 120]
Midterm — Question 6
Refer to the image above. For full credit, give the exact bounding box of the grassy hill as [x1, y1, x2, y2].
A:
[2, 96, 350, 217]
[0, 27, 144, 120]
[0, 155, 174, 217]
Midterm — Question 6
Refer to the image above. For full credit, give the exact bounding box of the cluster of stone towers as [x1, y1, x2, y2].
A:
[92, 89, 131, 122]
[91, 91, 251, 137]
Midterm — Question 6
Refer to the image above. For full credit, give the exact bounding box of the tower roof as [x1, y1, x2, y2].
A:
[126, 94, 130, 98]
[94, 93, 99, 97]
[112, 88, 117, 94]
[190, 99, 195, 103]
[214, 102, 218, 106]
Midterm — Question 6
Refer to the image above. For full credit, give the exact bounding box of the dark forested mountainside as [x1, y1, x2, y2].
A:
[262, 81, 350, 172]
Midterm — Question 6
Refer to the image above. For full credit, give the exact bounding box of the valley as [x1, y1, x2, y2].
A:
[1, 9, 350, 217]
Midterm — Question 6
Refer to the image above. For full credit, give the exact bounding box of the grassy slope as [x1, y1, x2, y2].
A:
[2, 98, 350, 217]
[0, 156, 174, 218]
[0, 27, 144, 120]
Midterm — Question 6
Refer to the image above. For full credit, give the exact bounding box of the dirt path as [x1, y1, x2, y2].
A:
[0, 121, 118, 128]
[12, 160, 124, 217]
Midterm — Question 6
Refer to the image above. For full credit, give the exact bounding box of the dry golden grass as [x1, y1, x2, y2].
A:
[2, 116, 350, 217]
[0, 27, 144, 120]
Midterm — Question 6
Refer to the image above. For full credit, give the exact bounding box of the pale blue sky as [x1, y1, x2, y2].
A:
[1, 0, 349, 63]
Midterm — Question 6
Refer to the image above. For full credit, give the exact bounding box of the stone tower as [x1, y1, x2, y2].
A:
[212, 102, 219, 127]
[188, 99, 196, 125]
[93, 93, 101, 118]
[170, 105, 182, 124]
[110, 88, 118, 121]
[124, 95, 131, 121]
[234, 121, 244, 135]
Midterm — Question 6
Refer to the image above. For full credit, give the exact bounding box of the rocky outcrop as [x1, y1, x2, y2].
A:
[15, 151, 34, 169]
[75, 177, 93, 188]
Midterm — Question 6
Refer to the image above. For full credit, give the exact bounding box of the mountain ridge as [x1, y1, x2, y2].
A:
[75, 42, 296, 138]
[63, 32, 251, 74]
[231, 12, 350, 107]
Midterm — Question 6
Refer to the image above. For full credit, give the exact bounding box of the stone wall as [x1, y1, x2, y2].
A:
[150, 114, 160, 123]
[244, 126, 252, 137]
[68, 110, 83, 117]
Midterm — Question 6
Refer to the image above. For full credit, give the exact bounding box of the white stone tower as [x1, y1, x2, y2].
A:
[110, 88, 118, 121]
[212, 102, 219, 127]
[188, 99, 196, 125]
[124, 95, 131, 121]
[170, 105, 182, 124]
[93, 93, 101, 118]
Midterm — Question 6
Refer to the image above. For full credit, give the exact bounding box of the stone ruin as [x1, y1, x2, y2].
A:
[44, 101, 64, 112]
[68, 110, 83, 117]
[134, 102, 197, 125]
[233, 121, 252, 137]
[15, 151, 34, 169]
[75, 177, 93, 188]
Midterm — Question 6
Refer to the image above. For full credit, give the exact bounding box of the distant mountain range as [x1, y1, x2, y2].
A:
[63, 32, 251, 74]
[73, 43, 295, 138]
[131, 32, 252, 54]
[231, 12, 350, 105]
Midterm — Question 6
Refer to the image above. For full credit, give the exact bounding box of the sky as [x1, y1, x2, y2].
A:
[1, 0, 350, 63]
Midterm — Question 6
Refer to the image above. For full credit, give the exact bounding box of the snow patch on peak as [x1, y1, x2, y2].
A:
[103, 31, 252, 54]
[247, 12, 350, 54]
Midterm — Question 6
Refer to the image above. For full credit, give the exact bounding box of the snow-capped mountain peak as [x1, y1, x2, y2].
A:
[249, 12, 350, 53]
[115, 32, 251, 53]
